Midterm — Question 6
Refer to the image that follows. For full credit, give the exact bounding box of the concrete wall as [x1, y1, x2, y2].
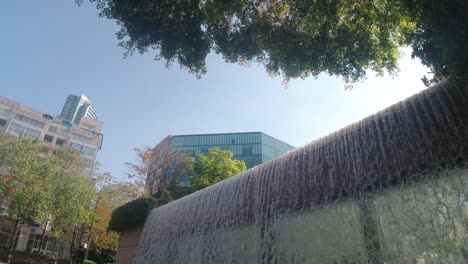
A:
[115, 226, 142, 264]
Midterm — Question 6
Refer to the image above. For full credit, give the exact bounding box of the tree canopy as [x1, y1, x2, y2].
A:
[0, 136, 95, 261]
[88, 181, 142, 250]
[166, 147, 247, 199]
[189, 147, 247, 188]
[0, 135, 133, 263]
[79, 0, 467, 84]
[109, 147, 246, 231]
[126, 142, 188, 196]
[403, 0, 468, 85]
[0, 137, 52, 227]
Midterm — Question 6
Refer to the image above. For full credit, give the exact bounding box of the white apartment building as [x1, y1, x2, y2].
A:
[0, 95, 104, 259]
[0, 96, 103, 166]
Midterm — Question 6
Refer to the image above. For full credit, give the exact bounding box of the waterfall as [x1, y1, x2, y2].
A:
[135, 83, 467, 264]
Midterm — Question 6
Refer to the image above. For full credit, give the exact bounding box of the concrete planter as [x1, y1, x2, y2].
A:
[115, 226, 142, 264]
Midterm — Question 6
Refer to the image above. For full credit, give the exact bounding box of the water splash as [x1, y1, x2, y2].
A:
[135, 83, 467, 264]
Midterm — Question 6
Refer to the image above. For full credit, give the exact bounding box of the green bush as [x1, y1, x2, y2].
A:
[83, 260, 97, 264]
[108, 196, 158, 232]
[31, 252, 50, 259]
[88, 248, 116, 264]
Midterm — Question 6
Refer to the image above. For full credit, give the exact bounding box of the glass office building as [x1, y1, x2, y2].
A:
[171, 132, 295, 169]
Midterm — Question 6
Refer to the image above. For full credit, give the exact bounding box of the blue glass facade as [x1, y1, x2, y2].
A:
[171, 132, 294, 169]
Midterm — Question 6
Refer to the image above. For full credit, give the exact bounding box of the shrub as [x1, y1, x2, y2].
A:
[108, 196, 158, 232]
[88, 248, 116, 264]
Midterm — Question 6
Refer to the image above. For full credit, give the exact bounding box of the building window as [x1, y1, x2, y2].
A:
[200, 147, 209, 154]
[48, 126, 57, 133]
[71, 133, 92, 144]
[8, 125, 41, 139]
[23, 128, 41, 139]
[59, 128, 69, 137]
[69, 142, 81, 151]
[56, 138, 65, 146]
[242, 145, 254, 156]
[14, 114, 45, 128]
[30, 119, 44, 128]
[82, 146, 96, 158]
[43, 134, 53, 143]
[0, 108, 12, 117]
[7, 122, 25, 138]
[69, 142, 96, 158]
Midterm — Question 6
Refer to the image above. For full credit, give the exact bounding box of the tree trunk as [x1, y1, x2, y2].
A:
[83, 223, 95, 261]
[84, 240, 91, 261]
[38, 220, 49, 253]
[72, 224, 85, 264]
[69, 227, 77, 264]
[85, 193, 101, 261]
[7, 219, 21, 264]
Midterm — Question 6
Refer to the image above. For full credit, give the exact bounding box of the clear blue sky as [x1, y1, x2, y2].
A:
[0, 1, 429, 181]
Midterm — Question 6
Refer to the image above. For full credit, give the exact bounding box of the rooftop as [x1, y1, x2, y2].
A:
[171, 131, 295, 148]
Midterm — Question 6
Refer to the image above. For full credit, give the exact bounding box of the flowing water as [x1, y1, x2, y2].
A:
[135, 84, 467, 264]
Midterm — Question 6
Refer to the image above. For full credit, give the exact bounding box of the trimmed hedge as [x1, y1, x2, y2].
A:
[108, 197, 158, 232]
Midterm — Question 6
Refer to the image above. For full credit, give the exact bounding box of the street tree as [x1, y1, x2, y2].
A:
[0, 135, 119, 263]
[86, 181, 142, 253]
[109, 147, 246, 232]
[125, 146, 155, 195]
[46, 149, 96, 264]
[0, 137, 54, 261]
[189, 147, 247, 189]
[126, 137, 188, 196]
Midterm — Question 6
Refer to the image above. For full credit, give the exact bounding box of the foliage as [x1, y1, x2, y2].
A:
[189, 147, 247, 188]
[0, 137, 56, 257]
[126, 141, 188, 196]
[0, 135, 102, 263]
[0, 248, 53, 263]
[148, 137, 189, 194]
[152, 189, 173, 206]
[125, 146, 155, 195]
[401, 0, 468, 84]
[109, 147, 246, 231]
[45, 149, 96, 263]
[0, 137, 52, 222]
[78, 0, 467, 85]
[0, 134, 136, 262]
[87, 181, 142, 250]
[165, 180, 202, 200]
[108, 197, 158, 232]
[165, 147, 246, 199]
[87, 248, 115, 264]
[82, 260, 97, 264]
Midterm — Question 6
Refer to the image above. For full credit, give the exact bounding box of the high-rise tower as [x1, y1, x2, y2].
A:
[59, 94, 97, 124]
